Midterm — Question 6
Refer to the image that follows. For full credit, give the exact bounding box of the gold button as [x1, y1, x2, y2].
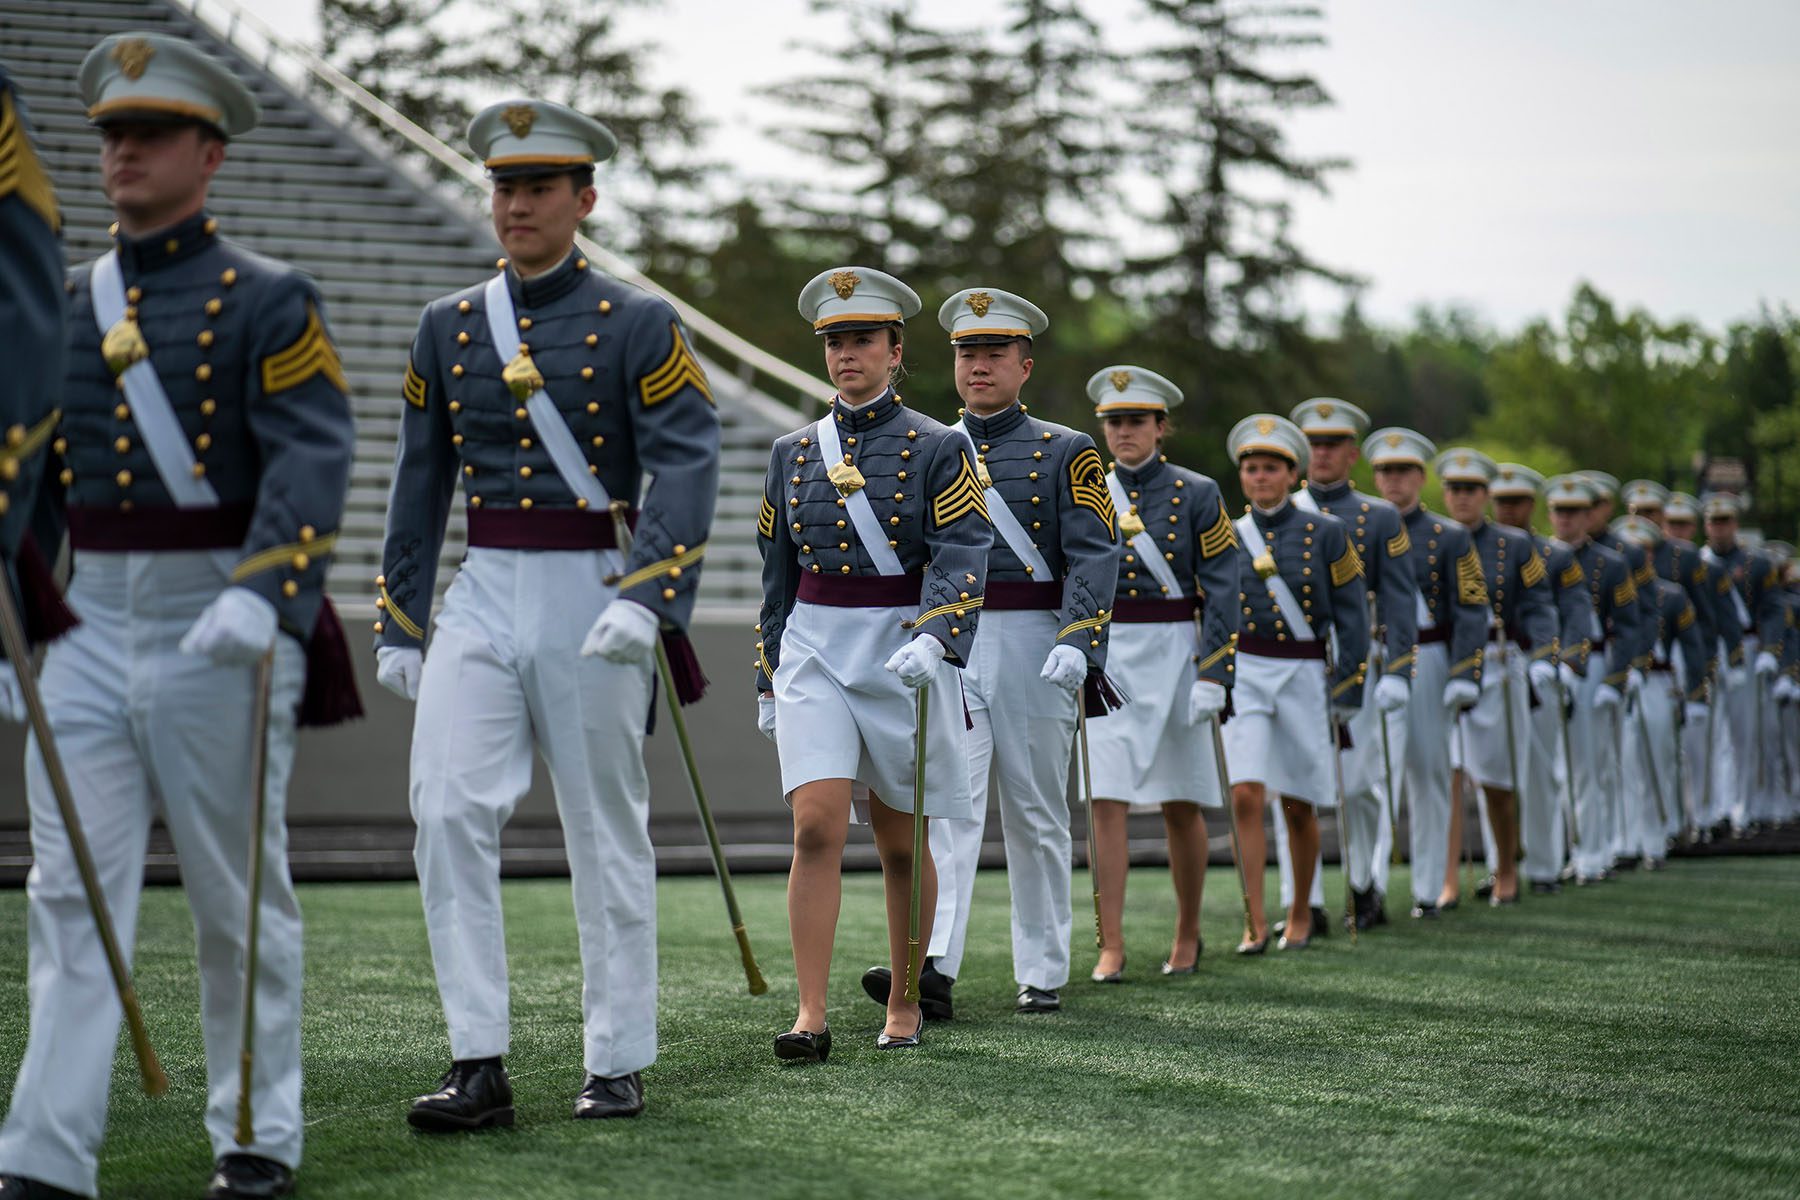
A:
[587, 402, 600, 414]
[164, 238, 179, 254]
[292, 553, 310, 572]
[951, 627, 961, 637]
[889, 516, 900, 526]
[205, 298, 222, 316]
[59, 469, 72, 486]
[581, 367, 594, 380]
[520, 497, 534, 509]
[452, 364, 464, 378]
[195, 364, 212, 382]
[520, 466, 533, 478]
[197, 330, 214, 348]
[838, 542, 849, 551]
[515, 407, 528, 420]
[576, 498, 590, 510]
[116, 470, 132, 487]
[518, 317, 532, 331]
[1029, 472, 1039, 481]
[126, 286, 143, 303]
[190, 463, 206, 478]
[459, 300, 473, 314]
[674, 545, 687, 555]
[114, 404, 129, 420]
[458, 331, 471, 345]
[894, 492, 904, 502]
[907, 430, 918, 440]
[200, 399, 217, 417]
[663, 587, 676, 600]
[836, 519, 847, 529]
[586, 334, 598, 346]
[802, 544, 812, 553]
[599, 300, 613, 315]
[898, 471, 908, 481]
[520, 437, 533, 449]
[300, 526, 317, 543]
[196, 433, 212, 452]
[496, 258, 508, 269]
[592, 436, 605, 447]
[114, 436, 129, 453]
[448, 400, 462, 413]
[464, 465, 474, 477]
[1033, 451, 1043, 460]
[847, 436, 858, 446]
[453, 434, 464, 446]
[901, 449, 911, 460]
[840, 565, 851, 574]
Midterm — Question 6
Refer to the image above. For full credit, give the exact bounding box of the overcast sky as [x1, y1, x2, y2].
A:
[240, 0, 1800, 333]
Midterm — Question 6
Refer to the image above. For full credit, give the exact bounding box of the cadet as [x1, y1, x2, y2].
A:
[378, 100, 719, 1126]
[1433, 448, 1557, 907]
[1083, 367, 1238, 979]
[1223, 415, 1368, 952]
[0, 34, 357, 1200]
[758, 267, 992, 1059]
[1609, 515, 1708, 862]
[1364, 429, 1487, 919]
[1276, 399, 1416, 932]
[890, 288, 1117, 1016]
[1491, 464, 1592, 891]
[0, 62, 70, 720]
[1665, 491, 1745, 833]
[1699, 493, 1786, 831]
[1544, 475, 1643, 883]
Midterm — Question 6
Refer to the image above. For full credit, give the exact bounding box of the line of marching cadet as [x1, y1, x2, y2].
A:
[1, 32, 1798, 1199]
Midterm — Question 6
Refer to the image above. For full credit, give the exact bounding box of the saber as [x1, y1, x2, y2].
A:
[1454, 713, 1475, 901]
[1496, 637, 1526, 857]
[1208, 716, 1256, 942]
[1319, 655, 1357, 946]
[1557, 680, 1581, 849]
[607, 502, 766, 994]
[903, 682, 930, 1003]
[1076, 702, 1103, 949]
[0, 578, 168, 1097]
[235, 647, 275, 1146]
[1633, 689, 1669, 829]
[1381, 708, 1403, 866]
[1672, 690, 1692, 839]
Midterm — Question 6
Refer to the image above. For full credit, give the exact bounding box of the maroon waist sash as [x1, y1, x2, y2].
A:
[984, 580, 1062, 611]
[1112, 597, 1199, 623]
[797, 572, 924, 608]
[1237, 634, 1328, 660]
[1419, 625, 1451, 645]
[68, 503, 254, 551]
[466, 505, 634, 550]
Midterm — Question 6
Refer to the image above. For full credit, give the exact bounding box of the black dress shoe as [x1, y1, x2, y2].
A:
[0, 1176, 85, 1200]
[1529, 879, 1562, 896]
[861, 961, 955, 1021]
[407, 1058, 514, 1132]
[1614, 855, 1640, 871]
[1474, 875, 1496, 900]
[574, 1071, 644, 1119]
[773, 1026, 830, 1063]
[1016, 985, 1061, 1012]
[1409, 903, 1439, 919]
[205, 1155, 294, 1200]
[1438, 897, 1460, 911]
[1273, 907, 1331, 939]
[876, 1013, 924, 1050]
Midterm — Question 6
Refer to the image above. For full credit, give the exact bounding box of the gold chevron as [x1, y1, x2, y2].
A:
[757, 494, 776, 539]
[1455, 549, 1488, 606]
[1560, 561, 1584, 588]
[640, 321, 713, 407]
[1521, 548, 1546, 587]
[262, 304, 348, 394]
[1067, 447, 1115, 536]
[1387, 526, 1411, 558]
[615, 541, 708, 592]
[1199, 506, 1237, 559]
[1331, 541, 1364, 587]
[381, 585, 424, 641]
[0, 90, 58, 232]
[932, 451, 989, 528]
[403, 359, 428, 409]
[233, 531, 338, 582]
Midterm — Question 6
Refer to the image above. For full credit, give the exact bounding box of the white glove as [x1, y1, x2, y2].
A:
[884, 633, 946, 689]
[1774, 677, 1799, 705]
[179, 586, 277, 667]
[0, 661, 25, 723]
[1039, 644, 1086, 695]
[376, 646, 422, 702]
[757, 693, 776, 742]
[1683, 701, 1709, 723]
[1755, 650, 1779, 678]
[1528, 660, 1557, 701]
[1187, 679, 1227, 726]
[1443, 678, 1479, 713]
[580, 599, 660, 664]
[1624, 667, 1645, 697]
[1594, 682, 1622, 710]
[1374, 673, 1409, 713]
[1724, 664, 1749, 689]
[1558, 662, 1579, 694]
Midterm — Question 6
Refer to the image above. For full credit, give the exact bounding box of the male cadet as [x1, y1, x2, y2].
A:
[1274, 399, 1415, 931]
[1491, 464, 1593, 892]
[890, 287, 1118, 1016]
[1363, 429, 1487, 919]
[1544, 475, 1643, 883]
[1432, 449, 1556, 907]
[1663, 491, 1745, 835]
[0, 33, 358, 1200]
[376, 100, 719, 1127]
[1700, 493, 1785, 832]
[0, 62, 69, 721]
[1609, 515, 1708, 863]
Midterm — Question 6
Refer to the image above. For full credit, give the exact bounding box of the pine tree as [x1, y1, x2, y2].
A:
[319, 0, 475, 163]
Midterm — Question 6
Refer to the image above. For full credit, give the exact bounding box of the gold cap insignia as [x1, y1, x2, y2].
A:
[1109, 370, 1132, 393]
[112, 38, 155, 81]
[101, 318, 150, 376]
[502, 347, 544, 402]
[1385, 433, 1403, 448]
[1455, 453, 1471, 468]
[965, 291, 993, 318]
[1500, 468, 1515, 480]
[502, 105, 537, 139]
[1256, 417, 1277, 437]
[1316, 402, 1334, 418]
[829, 270, 861, 301]
[827, 460, 866, 497]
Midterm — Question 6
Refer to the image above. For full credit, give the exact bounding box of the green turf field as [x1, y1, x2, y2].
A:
[2, 858, 1798, 1199]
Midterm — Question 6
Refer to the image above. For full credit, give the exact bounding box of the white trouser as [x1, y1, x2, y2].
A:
[1620, 672, 1679, 859]
[1570, 665, 1617, 878]
[1678, 705, 1709, 832]
[1723, 639, 1761, 828]
[1400, 642, 1453, 905]
[0, 551, 306, 1198]
[927, 609, 1075, 990]
[410, 548, 656, 1078]
[1452, 643, 1530, 792]
[1703, 663, 1740, 828]
[1520, 691, 1567, 883]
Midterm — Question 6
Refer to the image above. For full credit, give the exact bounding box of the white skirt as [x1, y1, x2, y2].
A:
[1222, 649, 1336, 808]
[1087, 620, 1222, 810]
[1449, 642, 1530, 790]
[772, 599, 974, 823]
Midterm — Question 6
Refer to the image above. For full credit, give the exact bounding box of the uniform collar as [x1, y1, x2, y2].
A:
[1466, 517, 1489, 536]
[507, 246, 587, 308]
[959, 402, 1026, 440]
[1402, 504, 1434, 527]
[1252, 498, 1295, 528]
[1305, 477, 1353, 506]
[113, 209, 219, 275]
[1112, 454, 1166, 489]
[831, 387, 903, 429]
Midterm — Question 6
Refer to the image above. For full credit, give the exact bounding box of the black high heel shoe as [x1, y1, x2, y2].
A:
[774, 1026, 831, 1064]
[1161, 939, 1203, 975]
[1090, 955, 1126, 984]
[1235, 932, 1270, 956]
[876, 1013, 924, 1050]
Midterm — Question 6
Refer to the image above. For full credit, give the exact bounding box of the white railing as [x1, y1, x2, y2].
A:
[166, 0, 820, 431]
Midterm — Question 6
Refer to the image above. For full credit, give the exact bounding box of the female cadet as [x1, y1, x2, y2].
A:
[1082, 367, 1239, 982]
[1224, 416, 1370, 952]
[754, 267, 994, 1059]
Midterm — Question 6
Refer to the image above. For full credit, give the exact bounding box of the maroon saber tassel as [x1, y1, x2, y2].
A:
[660, 629, 710, 706]
[1083, 670, 1126, 719]
[298, 596, 364, 728]
[15, 534, 78, 643]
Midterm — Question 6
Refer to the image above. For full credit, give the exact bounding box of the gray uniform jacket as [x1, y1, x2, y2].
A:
[1641, 575, 1708, 702]
[1234, 499, 1370, 706]
[378, 248, 721, 648]
[1597, 529, 1658, 666]
[1568, 538, 1642, 687]
[1467, 519, 1557, 660]
[756, 389, 994, 689]
[1707, 542, 1786, 651]
[1655, 536, 1720, 665]
[1112, 455, 1239, 688]
[1303, 479, 1417, 670]
[960, 402, 1119, 676]
[1536, 534, 1596, 676]
[1398, 506, 1488, 686]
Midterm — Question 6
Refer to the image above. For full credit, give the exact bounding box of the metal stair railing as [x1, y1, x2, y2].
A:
[166, 0, 820, 432]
